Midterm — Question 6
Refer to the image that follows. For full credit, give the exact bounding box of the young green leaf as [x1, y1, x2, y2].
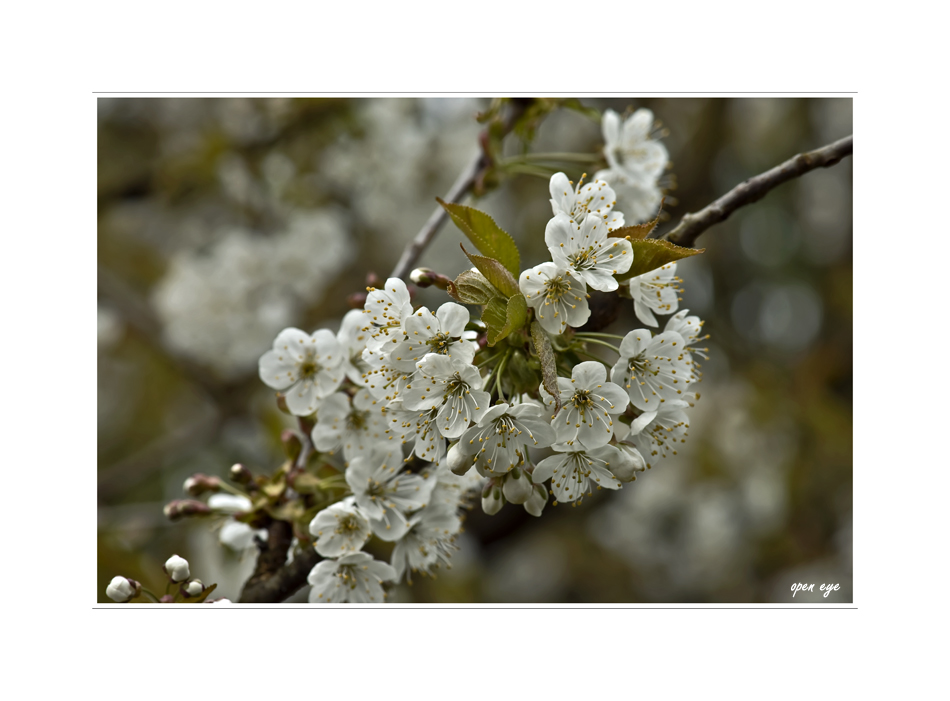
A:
[615, 239, 704, 282]
[482, 293, 528, 346]
[530, 321, 561, 414]
[439, 199, 521, 275]
[449, 269, 502, 306]
[462, 245, 520, 298]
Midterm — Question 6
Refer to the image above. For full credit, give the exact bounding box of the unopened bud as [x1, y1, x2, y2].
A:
[183, 473, 222, 497]
[182, 579, 204, 597]
[481, 484, 505, 515]
[612, 444, 647, 482]
[163, 499, 212, 521]
[502, 467, 533, 504]
[446, 443, 472, 476]
[410, 268, 451, 290]
[524, 484, 548, 517]
[280, 428, 303, 462]
[106, 576, 140, 603]
[208, 493, 253, 514]
[163, 554, 191, 583]
[230, 463, 254, 486]
[208, 598, 233, 605]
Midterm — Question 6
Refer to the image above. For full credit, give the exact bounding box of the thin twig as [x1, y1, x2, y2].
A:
[656, 135, 853, 248]
[389, 151, 486, 280]
[389, 101, 527, 280]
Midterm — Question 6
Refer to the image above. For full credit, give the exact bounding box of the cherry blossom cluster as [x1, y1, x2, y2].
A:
[138, 105, 708, 605]
[106, 554, 231, 604]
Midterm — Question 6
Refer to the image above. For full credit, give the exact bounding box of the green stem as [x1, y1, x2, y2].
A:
[517, 151, 600, 163]
[141, 588, 161, 603]
[500, 163, 557, 179]
[493, 350, 512, 402]
[578, 337, 621, 354]
[217, 482, 251, 499]
[576, 332, 627, 341]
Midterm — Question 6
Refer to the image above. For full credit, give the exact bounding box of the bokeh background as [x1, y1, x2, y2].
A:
[97, 97, 852, 603]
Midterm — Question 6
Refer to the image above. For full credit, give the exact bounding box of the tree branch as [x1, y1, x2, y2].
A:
[657, 135, 853, 248]
[389, 100, 529, 280]
[389, 151, 487, 280]
[238, 416, 317, 603]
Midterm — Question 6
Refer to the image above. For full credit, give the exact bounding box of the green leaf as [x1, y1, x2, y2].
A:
[615, 239, 704, 282]
[482, 294, 528, 346]
[462, 245, 520, 298]
[439, 199, 520, 275]
[530, 321, 561, 414]
[448, 268, 502, 306]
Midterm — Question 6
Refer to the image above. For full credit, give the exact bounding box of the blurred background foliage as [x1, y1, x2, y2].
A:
[97, 97, 852, 603]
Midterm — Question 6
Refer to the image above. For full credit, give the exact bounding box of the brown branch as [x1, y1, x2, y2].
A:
[389, 151, 487, 281]
[657, 135, 853, 248]
[238, 416, 318, 603]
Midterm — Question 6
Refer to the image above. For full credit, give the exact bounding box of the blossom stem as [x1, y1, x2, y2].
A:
[578, 337, 621, 354]
[141, 588, 161, 603]
[576, 332, 626, 341]
[217, 482, 251, 499]
[493, 350, 512, 402]
[514, 152, 600, 164]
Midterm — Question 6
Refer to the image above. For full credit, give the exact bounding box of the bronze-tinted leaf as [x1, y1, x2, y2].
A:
[615, 238, 704, 282]
[608, 199, 664, 241]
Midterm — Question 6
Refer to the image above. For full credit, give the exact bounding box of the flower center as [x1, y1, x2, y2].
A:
[426, 332, 455, 354]
[544, 275, 572, 303]
[336, 514, 361, 535]
[299, 359, 322, 378]
[568, 246, 597, 270]
[572, 388, 594, 410]
[346, 409, 368, 431]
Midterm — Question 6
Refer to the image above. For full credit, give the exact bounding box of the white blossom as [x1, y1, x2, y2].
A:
[550, 361, 629, 449]
[401, 354, 489, 439]
[533, 444, 623, 504]
[390, 303, 478, 372]
[664, 308, 709, 358]
[309, 498, 372, 557]
[624, 399, 691, 468]
[628, 263, 682, 327]
[545, 213, 633, 292]
[610, 329, 693, 411]
[307, 552, 397, 603]
[600, 108, 669, 184]
[457, 402, 557, 476]
[106, 576, 136, 603]
[258, 328, 345, 415]
[548, 172, 624, 230]
[345, 447, 434, 540]
[523, 483, 549, 517]
[337, 309, 373, 386]
[595, 169, 663, 225]
[519, 262, 590, 336]
[384, 400, 447, 465]
[362, 277, 413, 352]
[311, 390, 389, 461]
[390, 504, 462, 582]
[164, 554, 190, 583]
